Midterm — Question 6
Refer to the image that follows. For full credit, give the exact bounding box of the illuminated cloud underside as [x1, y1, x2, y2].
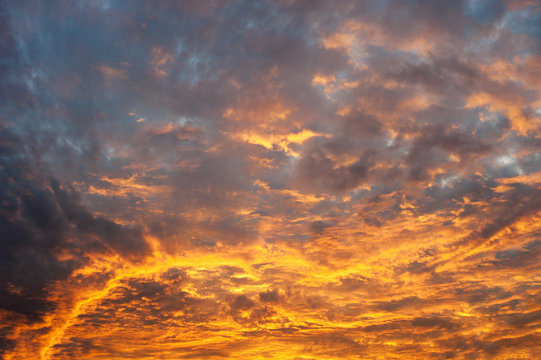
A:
[1, 1, 540, 359]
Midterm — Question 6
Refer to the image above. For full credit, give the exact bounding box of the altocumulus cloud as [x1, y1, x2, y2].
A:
[1, 0, 541, 359]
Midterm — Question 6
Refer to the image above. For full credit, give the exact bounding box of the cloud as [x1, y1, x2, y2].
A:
[0, 127, 148, 331]
[1, 0, 540, 358]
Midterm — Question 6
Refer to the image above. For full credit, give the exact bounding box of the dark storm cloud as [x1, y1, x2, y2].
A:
[0, 129, 75, 319]
[51, 181, 149, 257]
[0, 127, 148, 323]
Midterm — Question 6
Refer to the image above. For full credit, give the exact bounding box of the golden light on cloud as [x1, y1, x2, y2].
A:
[234, 129, 328, 156]
[87, 175, 171, 199]
[1, 1, 541, 359]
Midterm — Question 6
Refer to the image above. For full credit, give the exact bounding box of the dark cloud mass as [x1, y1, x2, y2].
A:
[1, 0, 540, 359]
[0, 129, 147, 317]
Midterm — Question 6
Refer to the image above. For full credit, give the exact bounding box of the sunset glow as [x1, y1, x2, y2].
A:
[1, 1, 541, 359]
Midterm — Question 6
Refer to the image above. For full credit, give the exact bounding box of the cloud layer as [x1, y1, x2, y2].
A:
[1, 0, 540, 359]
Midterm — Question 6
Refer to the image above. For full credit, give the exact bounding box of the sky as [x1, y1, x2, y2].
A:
[1, 0, 541, 359]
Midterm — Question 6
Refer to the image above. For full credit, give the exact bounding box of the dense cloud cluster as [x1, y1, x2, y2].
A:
[1, 0, 540, 359]
[0, 128, 147, 353]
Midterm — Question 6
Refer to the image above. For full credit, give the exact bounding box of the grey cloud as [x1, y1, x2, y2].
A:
[259, 289, 281, 303]
[1, 0, 541, 357]
[489, 240, 541, 268]
[0, 128, 149, 325]
[374, 296, 423, 312]
[296, 149, 375, 193]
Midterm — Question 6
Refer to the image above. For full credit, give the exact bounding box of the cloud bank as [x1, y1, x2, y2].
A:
[1, 0, 540, 359]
